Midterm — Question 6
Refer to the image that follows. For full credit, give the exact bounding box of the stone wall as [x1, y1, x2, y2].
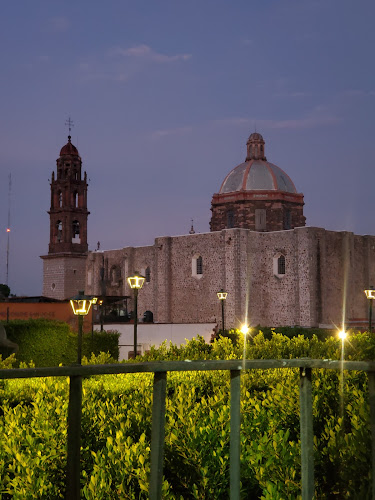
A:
[85, 227, 375, 329]
[42, 254, 87, 300]
[210, 199, 305, 232]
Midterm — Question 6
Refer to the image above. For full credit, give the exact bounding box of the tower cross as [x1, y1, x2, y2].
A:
[65, 117, 74, 134]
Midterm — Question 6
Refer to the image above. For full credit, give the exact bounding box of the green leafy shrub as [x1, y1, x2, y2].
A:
[0, 320, 119, 367]
[0, 331, 373, 498]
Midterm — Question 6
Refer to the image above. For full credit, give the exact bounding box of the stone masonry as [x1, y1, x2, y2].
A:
[85, 226, 375, 329]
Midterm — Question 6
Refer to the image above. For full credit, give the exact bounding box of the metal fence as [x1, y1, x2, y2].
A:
[0, 358, 374, 500]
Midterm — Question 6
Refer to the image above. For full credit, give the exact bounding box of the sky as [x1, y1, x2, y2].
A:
[0, 0, 374, 296]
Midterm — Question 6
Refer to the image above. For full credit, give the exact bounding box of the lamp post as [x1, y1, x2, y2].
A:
[127, 272, 145, 358]
[217, 289, 228, 333]
[70, 291, 96, 364]
[66, 291, 96, 499]
[364, 287, 375, 332]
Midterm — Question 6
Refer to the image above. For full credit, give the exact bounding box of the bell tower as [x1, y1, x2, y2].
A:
[41, 126, 90, 299]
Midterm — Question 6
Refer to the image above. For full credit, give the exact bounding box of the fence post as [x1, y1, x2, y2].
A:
[368, 371, 375, 499]
[299, 366, 314, 500]
[66, 375, 83, 500]
[149, 371, 167, 500]
[230, 370, 241, 500]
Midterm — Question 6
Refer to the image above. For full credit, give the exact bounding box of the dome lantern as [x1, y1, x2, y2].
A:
[246, 132, 266, 161]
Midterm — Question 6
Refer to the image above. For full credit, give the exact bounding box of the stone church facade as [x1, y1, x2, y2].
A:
[43, 133, 374, 329]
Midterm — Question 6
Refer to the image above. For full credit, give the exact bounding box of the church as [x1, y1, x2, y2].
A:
[41, 132, 375, 331]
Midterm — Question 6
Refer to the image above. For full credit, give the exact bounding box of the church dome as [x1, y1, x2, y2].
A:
[60, 136, 79, 156]
[219, 160, 297, 194]
[219, 133, 297, 194]
[210, 131, 305, 233]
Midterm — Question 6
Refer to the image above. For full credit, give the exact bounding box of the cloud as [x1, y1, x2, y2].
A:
[113, 44, 192, 63]
[212, 117, 250, 126]
[340, 89, 375, 97]
[151, 126, 193, 140]
[47, 16, 70, 33]
[274, 91, 312, 98]
[265, 115, 339, 129]
[212, 109, 339, 130]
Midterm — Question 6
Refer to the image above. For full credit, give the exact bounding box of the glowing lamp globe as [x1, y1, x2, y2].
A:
[338, 330, 347, 340]
[217, 289, 228, 301]
[70, 291, 96, 316]
[127, 272, 146, 289]
[241, 324, 250, 335]
[365, 289, 375, 300]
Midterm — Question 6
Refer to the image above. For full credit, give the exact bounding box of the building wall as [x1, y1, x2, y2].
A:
[210, 198, 305, 232]
[42, 254, 87, 300]
[0, 302, 93, 332]
[85, 227, 375, 330]
[105, 323, 216, 360]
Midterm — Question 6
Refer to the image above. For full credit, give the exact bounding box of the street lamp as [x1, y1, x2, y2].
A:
[67, 291, 95, 499]
[127, 272, 145, 358]
[217, 289, 228, 333]
[70, 291, 96, 364]
[364, 287, 375, 333]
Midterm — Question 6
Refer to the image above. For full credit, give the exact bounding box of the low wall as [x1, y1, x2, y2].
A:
[103, 323, 216, 360]
[0, 303, 93, 332]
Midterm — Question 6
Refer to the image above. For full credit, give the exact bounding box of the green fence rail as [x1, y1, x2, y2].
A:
[0, 358, 374, 500]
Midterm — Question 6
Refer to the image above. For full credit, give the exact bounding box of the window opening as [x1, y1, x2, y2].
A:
[278, 255, 286, 275]
[227, 210, 234, 229]
[110, 266, 121, 285]
[58, 191, 62, 207]
[145, 267, 151, 283]
[196, 256, 203, 275]
[56, 221, 63, 242]
[284, 209, 291, 230]
[72, 220, 81, 243]
[74, 192, 78, 208]
[255, 209, 266, 231]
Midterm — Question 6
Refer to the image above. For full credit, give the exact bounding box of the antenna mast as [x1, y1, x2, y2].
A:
[6, 173, 11, 286]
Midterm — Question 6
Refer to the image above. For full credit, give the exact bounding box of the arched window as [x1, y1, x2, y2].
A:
[74, 192, 78, 208]
[196, 256, 203, 275]
[273, 253, 286, 277]
[56, 221, 63, 242]
[58, 191, 62, 207]
[72, 220, 80, 243]
[145, 266, 151, 283]
[110, 265, 121, 285]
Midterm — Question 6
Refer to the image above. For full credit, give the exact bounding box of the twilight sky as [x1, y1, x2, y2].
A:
[0, 0, 374, 296]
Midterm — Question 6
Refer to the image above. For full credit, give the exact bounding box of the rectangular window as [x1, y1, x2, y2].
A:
[284, 209, 291, 230]
[278, 255, 286, 275]
[255, 209, 266, 231]
[196, 256, 203, 275]
[227, 210, 234, 228]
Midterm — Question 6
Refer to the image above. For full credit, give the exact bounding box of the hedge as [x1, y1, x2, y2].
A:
[0, 333, 372, 498]
[0, 319, 119, 367]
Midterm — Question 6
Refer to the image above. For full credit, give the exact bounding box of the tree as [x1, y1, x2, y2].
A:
[0, 284, 10, 298]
